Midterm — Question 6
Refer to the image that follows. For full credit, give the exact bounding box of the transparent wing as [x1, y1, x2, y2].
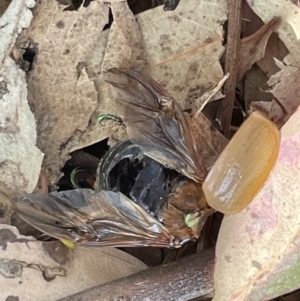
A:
[104, 68, 206, 182]
[14, 189, 178, 248]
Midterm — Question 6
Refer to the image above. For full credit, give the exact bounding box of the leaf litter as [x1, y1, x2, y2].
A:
[1, 0, 300, 300]
[0, 224, 147, 301]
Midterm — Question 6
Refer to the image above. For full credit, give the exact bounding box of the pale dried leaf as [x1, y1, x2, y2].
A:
[101, 1, 144, 71]
[0, 0, 43, 196]
[246, 0, 300, 65]
[75, 0, 227, 153]
[0, 224, 147, 301]
[213, 106, 300, 301]
[263, 53, 300, 126]
[15, 0, 109, 184]
[69, 1, 141, 153]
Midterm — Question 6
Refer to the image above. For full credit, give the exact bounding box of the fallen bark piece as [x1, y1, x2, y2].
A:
[0, 0, 43, 196]
[57, 248, 215, 301]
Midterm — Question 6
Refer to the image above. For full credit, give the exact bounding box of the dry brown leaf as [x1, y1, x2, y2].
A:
[244, 65, 273, 104]
[190, 113, 228, 170]
[271, 79, 300, 125]
[74, 0, 228, 155]
[101, 2, 144, 71]
[15, 0, 109, 184]
[250, 99, 283, 125]
[253, 53, 300, 127]
[69, 1, 142, 153]
[256, 33, 289, 78]
[0, 0, 43, 196]
[242, 3, 289, 79]
[246, 0, 300, 65]
[238, 17, 280, 81]
[142, 0, 227, 108]
[0, 224, 147, 301]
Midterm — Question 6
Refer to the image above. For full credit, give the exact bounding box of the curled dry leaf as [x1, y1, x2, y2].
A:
[213, 106, 300, 301]
[0, 224, 146, 301]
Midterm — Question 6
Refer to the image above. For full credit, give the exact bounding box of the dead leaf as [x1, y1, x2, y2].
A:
[246, 0, 300, 65]
[244, 65, 273, 104]
[74, 0, 228, 157]
[0, 224, 147, 301]
[255, 53, 300, 127]
[15, 0, 109, 184]
[213, 105, 300, 300]
[189, 113, 228, 170]
[101, 2, 144, 71]
[238, 17, 280, 80]
[256, 33, 289, 78]
[242, 2, 289, 79]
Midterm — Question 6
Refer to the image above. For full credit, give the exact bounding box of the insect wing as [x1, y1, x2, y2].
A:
[14, 189, 177, 248]
[104, 68, 206, 182]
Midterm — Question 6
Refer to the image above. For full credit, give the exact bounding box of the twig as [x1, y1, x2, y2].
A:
[217, 0, 242, 138]
[56, 248, 215, 301]
[194, 73, 229, 118]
